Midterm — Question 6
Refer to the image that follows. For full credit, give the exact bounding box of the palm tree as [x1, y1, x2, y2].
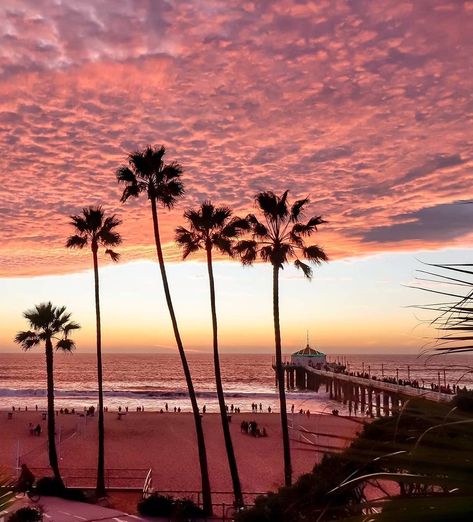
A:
[66, 206, 121, 498]
[15, 302, 80, 487]
[116, 146, 212, 515]
[234, 191, 328, 487]
[175, 201, 248, 508]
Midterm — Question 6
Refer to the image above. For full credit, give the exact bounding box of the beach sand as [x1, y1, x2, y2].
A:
[1, 411, 362, 497]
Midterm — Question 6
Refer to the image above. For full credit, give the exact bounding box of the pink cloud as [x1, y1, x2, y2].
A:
[1, 0, 473, 276]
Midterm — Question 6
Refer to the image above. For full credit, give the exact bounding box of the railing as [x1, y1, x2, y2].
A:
[29, 467, 150, 489]
[26, 470, 264, 520]
[142, 468, 152, 498]
[275, 363, 453, 402]
[142, 490, 265, 521]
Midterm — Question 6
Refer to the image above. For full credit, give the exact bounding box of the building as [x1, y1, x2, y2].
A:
[291, 343, 326, 367]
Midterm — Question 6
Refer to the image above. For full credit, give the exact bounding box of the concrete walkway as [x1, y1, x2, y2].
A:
[6, 496, 155, 522]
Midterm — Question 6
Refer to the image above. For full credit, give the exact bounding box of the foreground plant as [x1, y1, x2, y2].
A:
[15, 303, 80, 487]
[0, 468, 16, 518]
[412, 261, 473, 355]
[66, 206, 122, 497]
[235, 191, 327, 486]
[116, 146, 212, 514]
[176, 201, 248, 508]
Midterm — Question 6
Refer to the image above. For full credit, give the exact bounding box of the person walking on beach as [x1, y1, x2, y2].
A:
[259, 403, 262, 412]
[165, 403, 168, 412]
[291, 404, 294, 414]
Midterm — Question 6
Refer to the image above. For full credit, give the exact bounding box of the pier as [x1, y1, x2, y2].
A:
[272, 359, 453, 417]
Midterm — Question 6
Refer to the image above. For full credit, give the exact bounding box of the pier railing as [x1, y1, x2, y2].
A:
[304, 367, 453, 403]
[29, 467, 150, 489]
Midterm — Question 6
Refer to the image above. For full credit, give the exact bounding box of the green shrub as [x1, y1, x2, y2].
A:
[36, 476, 65, 496]
[62, 488, 87, 502]
[137, 493, 205, 520]
[35, 477, 85, 502]
[453, 390, 473, 412]
[138, 493, 174, 517]
[7, 506, 43, 522]
[173, 498, 205, 519]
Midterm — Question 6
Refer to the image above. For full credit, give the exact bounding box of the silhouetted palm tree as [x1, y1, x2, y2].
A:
[15, 302, 80, 487]
[234, 191, 327, 486]
[66, 206, 121, 498]
[116, 146, 212, 514]
[176, 201, 248, 508]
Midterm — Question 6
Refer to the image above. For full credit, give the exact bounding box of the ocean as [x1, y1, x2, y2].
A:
[1, 352, 472, 413]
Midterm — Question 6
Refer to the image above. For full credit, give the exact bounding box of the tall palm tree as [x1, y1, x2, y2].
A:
[15, 302, 80, 487]
[234, 191, 328, 487]
[66, 206, 121, 498]
[116, 146, 212, 515]
[175, 201, 248, 508]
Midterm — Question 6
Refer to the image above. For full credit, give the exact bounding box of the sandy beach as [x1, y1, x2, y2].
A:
[1, 410, 362, 496]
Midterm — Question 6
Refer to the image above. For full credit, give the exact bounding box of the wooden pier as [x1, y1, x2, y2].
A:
[272, 363, 453, 417]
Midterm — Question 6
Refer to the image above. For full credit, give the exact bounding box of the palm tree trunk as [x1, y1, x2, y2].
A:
[273, 264, 292, 487]
[45, 337, 64, 488]
[150, 198, 212, 515]
[205, 243, 244, 508]
[93, 246, 106, 497]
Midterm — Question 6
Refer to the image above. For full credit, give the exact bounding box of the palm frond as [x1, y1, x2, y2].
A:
[177, 201, 242, 259]
[56, 338, 76, 352]
[276, 190, 289, 218]
[304, 244, 328, 264]
[116, 166, 137, 184]
[213, 234, 233, 257]
[260, 245, 274, 263]
[103, 215, 122, 231]
[290, 197, 309, 222]
[24, 302, 55, 330]
[221, 217, 249, 238]
[246, 214, 268, 238]
[69, 214, 89, 233]
[120, 182, 142, 202]
[63, 321, 80, 337]
[119, 146, 185, 208]
[255, 191, 279, 218]
[161, 162, 184, 181]
[65, 235, 88, 249]
[233, 240, 258, 265]
[83, 206, 103, 230]
[175, 226, 202, 259]
[289, 230, 304, 248]
[212, 206, 232, 228]
[98, 230, 122, 247]
[294, 259, 313, 279]
[18, 303, 79, 349]
[129, 145, 165, 178]
[105, 249, 120, 262]
[14, 331, 40, 350]
[156, 178, 184, 208]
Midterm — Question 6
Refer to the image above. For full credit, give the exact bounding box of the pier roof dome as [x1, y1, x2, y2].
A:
[292, 345, 325, 357]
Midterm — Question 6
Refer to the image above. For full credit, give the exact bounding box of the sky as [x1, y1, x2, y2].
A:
[1, 0, 473, 353]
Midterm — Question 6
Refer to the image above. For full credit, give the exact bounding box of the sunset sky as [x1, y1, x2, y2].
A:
[1, 0, 472, 353]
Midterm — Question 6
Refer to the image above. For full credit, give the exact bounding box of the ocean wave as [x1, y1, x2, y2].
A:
[0, 387, 321, 401]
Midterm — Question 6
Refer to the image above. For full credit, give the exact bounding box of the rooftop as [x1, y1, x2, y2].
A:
[292, 344, 326, 357]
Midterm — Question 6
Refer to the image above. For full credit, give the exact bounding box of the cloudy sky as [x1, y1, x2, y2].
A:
[1, 0, 472, 353]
